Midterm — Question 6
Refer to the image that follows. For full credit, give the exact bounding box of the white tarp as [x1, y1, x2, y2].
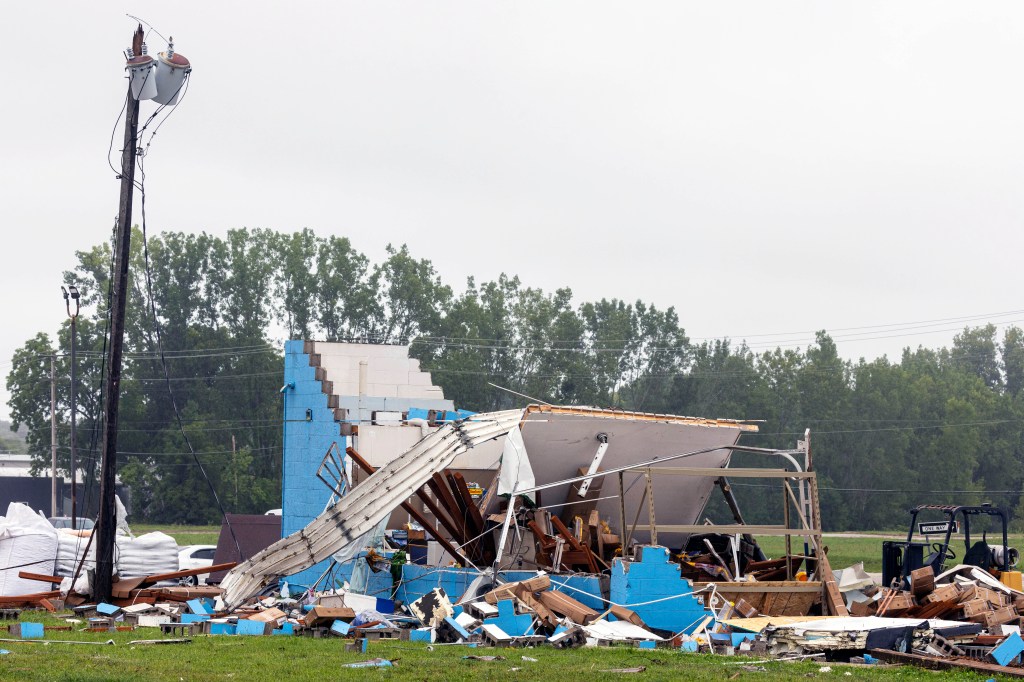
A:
[497, 425, 535, 503]
[583, 619, 663, 642]
[0, 503, 58, 596]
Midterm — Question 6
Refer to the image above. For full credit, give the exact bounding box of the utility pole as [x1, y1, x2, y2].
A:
[50, 356, 57, 518]
[62, 286, 80, 528]
[95, 24, 145, 603]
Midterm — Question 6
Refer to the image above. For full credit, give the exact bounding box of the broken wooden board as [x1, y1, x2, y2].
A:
[695, 581, 821, 617]
[869, 648, 1024, 678]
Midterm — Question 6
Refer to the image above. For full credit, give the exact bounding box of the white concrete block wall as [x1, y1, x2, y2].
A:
[312, 342, 448, 401]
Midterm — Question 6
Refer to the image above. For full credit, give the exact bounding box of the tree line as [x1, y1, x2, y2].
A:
[7, 227, 1024, 530]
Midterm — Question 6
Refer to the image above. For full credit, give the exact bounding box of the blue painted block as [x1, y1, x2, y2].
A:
[610, 548, 713, 633]
[991, 632, 1024, 666]
[731, 633, 756, 646]
[637, 640, 656, 649]
[96, 603, 120, 616]
[443, 616, 471, 640]
[187, 599, 211, 615]
[410, 629, 432, 642]
[181, 613, 210, 624]
[18, 623, 43, 639]
[407, 408, 431, 421]
[272, 622, 294, 636]
[331, 620, 351, 636]
[490, 599, 534, 637]
[236, 619, 268, 636]
[681, 640, 699, 652]
[209, 622, 237, 635]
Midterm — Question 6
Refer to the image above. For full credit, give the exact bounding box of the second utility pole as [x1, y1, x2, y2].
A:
[95, 24, 144, 603]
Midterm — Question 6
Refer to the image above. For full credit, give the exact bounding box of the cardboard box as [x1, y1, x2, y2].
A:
[970, 605, 1018, 628]
[880, 592, 915, 615]
[962, 598, 993, 618]
[909, 567, 935, 596]
[960, 585, 1002, 607]
[249, 608, 287, 625]
[535, 590, 599, 625]
[303, 606, 355, 628]
[924, 583, 960, 604]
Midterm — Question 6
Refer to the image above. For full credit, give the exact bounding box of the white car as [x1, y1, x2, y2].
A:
[177, 544, 217, 586]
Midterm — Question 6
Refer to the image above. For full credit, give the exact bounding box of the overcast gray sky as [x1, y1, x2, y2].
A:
[2, 2, 1023, 420]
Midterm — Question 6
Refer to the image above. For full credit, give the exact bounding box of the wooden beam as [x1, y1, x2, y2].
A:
[346, 447, 464, 544]
[18, 572, 62, 585]
[452, 472, 494, 562]
[429, 473, 469, 543]
[346, 447, 473, 566]
[869, 649, 1024, 678]
[141, 562, 238, 585]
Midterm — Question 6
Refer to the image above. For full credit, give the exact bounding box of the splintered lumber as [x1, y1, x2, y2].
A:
[869, 649, 1024, 678]
[136, 586, 223, 603]
[451, 472, 495, 562]
[347, 447, 472, 566]
[304, 606, 355, 627]
[348, 446, 464, 545]
[535, 590, 599, 625]
[909, 566, 935, 597]
[549, 516, 599, 573]
[527, 520, 557, 568]
[142, 562, 238, 585]
[0, 591, 60, 605]
[18, 572, 63, 585]
[609, 604, 647, 627]
[514, 590, 558, 627]
[483, 575, 551, 604]
[112, 577, 148, 599]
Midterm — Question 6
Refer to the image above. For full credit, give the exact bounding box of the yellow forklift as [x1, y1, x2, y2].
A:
[882, 504, 1021, 590]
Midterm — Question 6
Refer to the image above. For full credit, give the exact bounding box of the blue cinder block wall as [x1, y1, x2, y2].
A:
[610, 545, 712, 634]
[281, 339, 342, 589]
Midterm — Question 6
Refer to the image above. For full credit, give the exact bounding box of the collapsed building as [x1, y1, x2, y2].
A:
[220, 341, 841, 628]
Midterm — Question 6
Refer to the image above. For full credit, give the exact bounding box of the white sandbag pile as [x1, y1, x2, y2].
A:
[115, 531, 179, 578]
[0, 503, 57, 596]
[55, 530, 95, 577]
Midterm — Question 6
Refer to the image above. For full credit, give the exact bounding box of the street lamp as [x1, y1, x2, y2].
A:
[61, 285, 80, 529]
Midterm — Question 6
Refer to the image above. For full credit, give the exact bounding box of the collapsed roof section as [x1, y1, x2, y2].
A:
[220, 410, 525, 609]
[222, 403, 758, 609]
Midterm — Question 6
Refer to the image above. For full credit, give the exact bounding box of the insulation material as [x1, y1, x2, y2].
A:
[497, 425, 535, 503]
[0, 503, 58, 596]
[115, 531, 179, 578]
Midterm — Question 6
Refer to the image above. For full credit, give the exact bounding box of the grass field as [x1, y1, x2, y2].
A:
[0, 615, 991, 682]
[132, 524, 221, 547]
